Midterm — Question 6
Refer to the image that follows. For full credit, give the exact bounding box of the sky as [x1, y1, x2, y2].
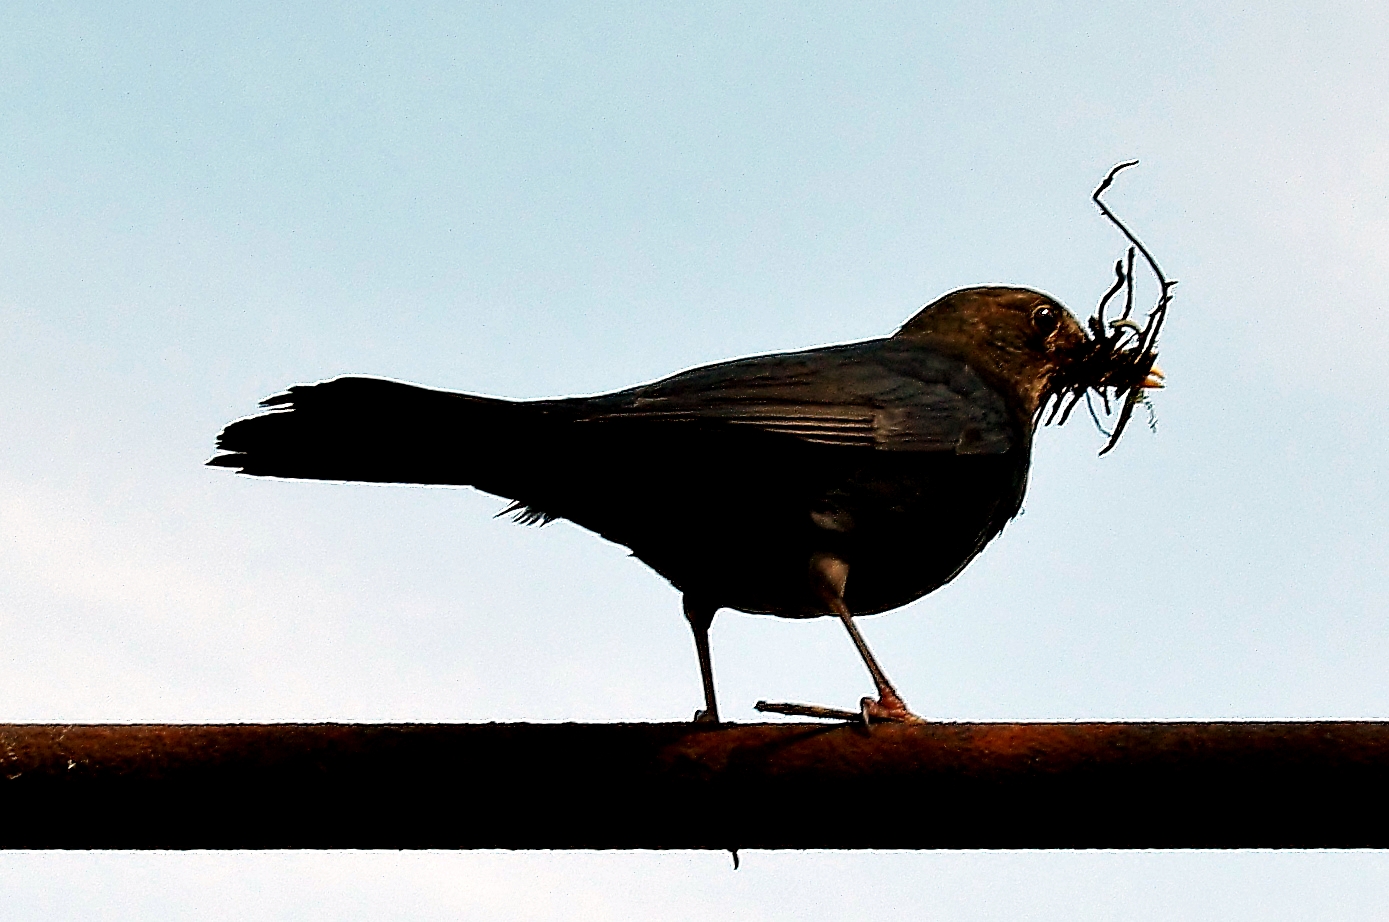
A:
[2, 2, 1389, 918]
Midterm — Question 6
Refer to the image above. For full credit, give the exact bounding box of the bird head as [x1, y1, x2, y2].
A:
[894, 285, 1164, 453]
[896, 164, 1173, 454]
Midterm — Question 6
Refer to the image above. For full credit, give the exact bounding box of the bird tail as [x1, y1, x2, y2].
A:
[208, 376, 562, 490]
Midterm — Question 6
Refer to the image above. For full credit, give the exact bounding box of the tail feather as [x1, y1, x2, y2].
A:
[209, 376, 555, 487]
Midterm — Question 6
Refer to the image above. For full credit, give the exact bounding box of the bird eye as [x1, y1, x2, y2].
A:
[1032, 305, 1059, 336]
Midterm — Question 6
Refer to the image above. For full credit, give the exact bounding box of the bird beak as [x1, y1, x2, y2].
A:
[1142, 363, 1165, 389]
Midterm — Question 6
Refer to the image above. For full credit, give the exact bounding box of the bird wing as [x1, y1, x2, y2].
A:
[568, 339, 1018, 455]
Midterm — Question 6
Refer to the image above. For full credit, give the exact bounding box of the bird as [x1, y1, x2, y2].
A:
[210, 286, 1163, 724]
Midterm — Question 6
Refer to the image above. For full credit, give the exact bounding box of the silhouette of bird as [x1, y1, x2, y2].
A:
[210, 286, 1163, 723]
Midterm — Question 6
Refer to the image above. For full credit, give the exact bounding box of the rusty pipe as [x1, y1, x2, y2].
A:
[2, 721, 1386, 849]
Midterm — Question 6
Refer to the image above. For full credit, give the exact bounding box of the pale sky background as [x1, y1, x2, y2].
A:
[3, 2, 1389, 919]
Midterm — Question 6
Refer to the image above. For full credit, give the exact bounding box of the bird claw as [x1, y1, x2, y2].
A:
[755, 698, 924, 725]
[859, 695, 923, 726]
[692, 708, 720, 724]
[755, 700, 861, 721]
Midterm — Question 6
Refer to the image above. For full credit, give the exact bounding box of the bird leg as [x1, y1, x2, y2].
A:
[810, 553, 919, 723]
[683, 596, 720, 724]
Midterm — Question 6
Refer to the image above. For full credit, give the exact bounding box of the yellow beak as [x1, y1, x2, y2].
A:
[1142, 363, 1166, 389]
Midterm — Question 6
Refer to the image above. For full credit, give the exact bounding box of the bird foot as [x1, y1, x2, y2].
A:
[755, 698, 926, 725]
[692, 708, 720, 724]
[859, 695, 923, 725]
[755, 700, 861, 721]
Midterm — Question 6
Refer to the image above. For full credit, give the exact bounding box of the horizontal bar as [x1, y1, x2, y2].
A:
[2, 721, 1386, 849]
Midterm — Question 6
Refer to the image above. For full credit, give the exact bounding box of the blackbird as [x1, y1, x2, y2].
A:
[210, 286, 1163, 723]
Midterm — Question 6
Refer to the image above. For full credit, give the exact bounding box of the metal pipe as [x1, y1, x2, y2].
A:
[3, 721, 1386, 849]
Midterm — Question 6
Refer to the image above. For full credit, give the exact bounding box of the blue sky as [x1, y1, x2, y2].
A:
[3, 3, 1389, 919]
